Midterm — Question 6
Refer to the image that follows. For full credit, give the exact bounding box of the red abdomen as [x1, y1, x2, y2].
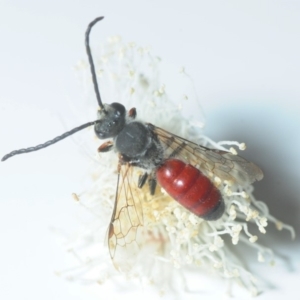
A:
[156, 159, 224, 220]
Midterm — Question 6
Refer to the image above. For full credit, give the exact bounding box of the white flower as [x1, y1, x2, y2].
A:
[57, 37, 295, 298]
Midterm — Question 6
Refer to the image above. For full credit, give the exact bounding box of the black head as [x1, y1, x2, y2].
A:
[94, 102, 126, 139]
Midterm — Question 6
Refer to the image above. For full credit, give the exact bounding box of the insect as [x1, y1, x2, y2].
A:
[2, 17, 263, 266]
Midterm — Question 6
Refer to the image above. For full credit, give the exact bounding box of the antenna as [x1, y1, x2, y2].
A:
[2, 16, 106, 161]
[85, 16, 105, 110]
[1, 120, 100, 161]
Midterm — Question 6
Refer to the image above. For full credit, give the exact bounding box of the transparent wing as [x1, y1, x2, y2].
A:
[108, 161, 143, 271]
[151, 124, 263, 185]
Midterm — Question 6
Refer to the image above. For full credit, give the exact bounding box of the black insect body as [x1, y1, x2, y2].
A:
[2, 17, 264, 267]
[115, 122, 165, 169]
[93, 100, 165, 172]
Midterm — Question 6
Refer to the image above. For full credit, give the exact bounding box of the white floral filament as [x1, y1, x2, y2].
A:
[56, 36, 295, 298]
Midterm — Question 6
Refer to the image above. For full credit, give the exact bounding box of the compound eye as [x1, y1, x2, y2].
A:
[111, 102, 126, 117]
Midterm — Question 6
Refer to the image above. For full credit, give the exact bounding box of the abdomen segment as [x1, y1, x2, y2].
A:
[156, 159, 225, 220]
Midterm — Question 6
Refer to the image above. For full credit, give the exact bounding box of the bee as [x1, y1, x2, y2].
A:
[2, 16, 263, 267]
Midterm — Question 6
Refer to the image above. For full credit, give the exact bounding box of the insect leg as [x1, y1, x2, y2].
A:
[138, 172, 148, 188]
[137, 171, 156, 195]
[148, 174, 157, 195]
[98, 141, 114, 152]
